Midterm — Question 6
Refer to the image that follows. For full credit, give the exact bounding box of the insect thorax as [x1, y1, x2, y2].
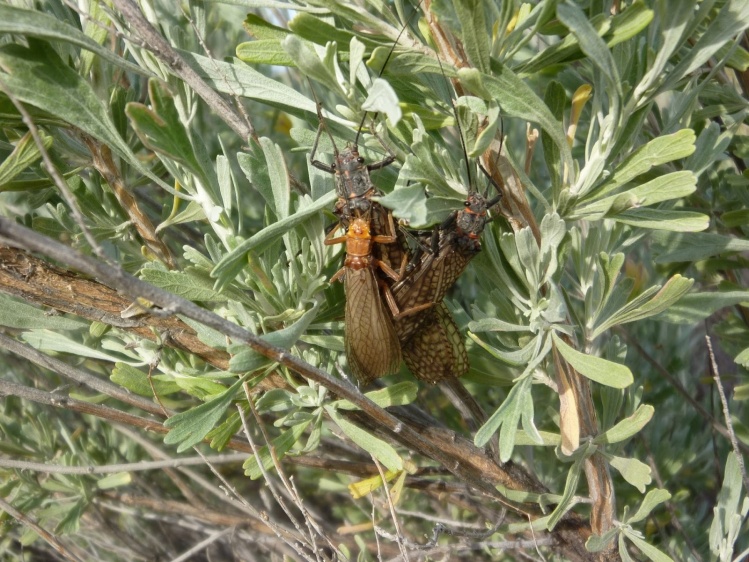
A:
[334, 147, 374, 199]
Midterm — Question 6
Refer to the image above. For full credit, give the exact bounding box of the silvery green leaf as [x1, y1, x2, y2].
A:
[0, 131, 52, 188]
[546, 455, 585, 530]
[212, 191, 336, 289]
[593, 405, 654, 445]
[471, 105, 500, 157]
[664, 1, 749, 92]
[593, 275, 694, 337]
[217, 155, 234, 214]
[621, 528, 674, 562]
[243, 420, 312, 479]
[0, 295, 86, 331]
[586, 528, 619, 552]
[685, 122, 730, 178]
[515, 430, 561, 447]
[572, 171, 697, 220]
[22, 330, 126, 362]
[0, 41, 170, 192]
[709, 452, 745, 557]
[634, 1, 692, 96]
[520, 389, 543, 445]
[361, 78, 401, 126]
[451, 0, 490, 72]
[627, 488, 672, 524]
[735, 347, 749, 368]
[591, 130, 696, 198]
[611, 209, 709, 232]
[552, 332, 633, 389]
[326, 407, 402, 471]
[96, 472, 131, 490]
[157, 201, 207, 231]
[653, 231, 749, 263]
[541, 283, 568, 325]
[498, 228, 526, 290]
[609, 456, 652, 492]
[164, 375, 246, 452]
[516, 226, 540, 291]
[0, 4, 149, 76]
[332, 382, 418, 410]
[349, 37, 367, 90]
[539, 213, 566, 284]
[468, 332, 540, 366]
[261, 137, 290, 220]
[237, 40, 294, 67]
[140, 269, 229, 302]
[229, 301, 319, 372]
[467, 317, 531, 333]
[180, 49, 321, 121]
[475, 376, 533, 462]
[558, 3, 621, 94]
[471, 69, 573, 178]
[111, 363, 180, 397]
[657, 291, 749, 324]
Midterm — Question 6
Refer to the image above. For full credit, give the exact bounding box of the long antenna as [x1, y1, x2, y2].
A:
[435, 53, 474, 194]
[353, 2, 424, 147]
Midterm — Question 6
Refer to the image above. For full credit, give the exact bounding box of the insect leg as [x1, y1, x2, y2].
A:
[324, 223, 347, 246]
[330, 267, 346, 283]
[310, 102, 335, 173]
[366, 127, 397, 171]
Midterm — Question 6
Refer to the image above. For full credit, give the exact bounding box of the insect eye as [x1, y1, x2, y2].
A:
[464, 201, 470, 207]
[357, 157, 365, 163]
[331, 163, 336, 169]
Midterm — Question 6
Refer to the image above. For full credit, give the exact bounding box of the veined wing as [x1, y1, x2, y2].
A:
[344, 267, 402, 384]
[402, 302, 468, 383]
[393, 239, 474, 344]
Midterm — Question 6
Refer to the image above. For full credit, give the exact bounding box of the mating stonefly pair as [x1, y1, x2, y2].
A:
[308, 2, 503, 385]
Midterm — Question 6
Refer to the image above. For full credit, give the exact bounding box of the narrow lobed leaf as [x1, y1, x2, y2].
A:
[552, 332, 634, 389]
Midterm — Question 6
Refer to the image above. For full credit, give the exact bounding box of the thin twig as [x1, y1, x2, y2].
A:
[425, 508, 506, 547]
[246, 386, 340, 558]
[0, 496, 86, 562]
[0, 79, 105, 260]
[236, 401, 316, 561]
[111, 426, 263, 523]
[178, 3, 255, 140]
[0, 454, 246, 474]
[169, 527, 233, 562]
[396, 508, 489, 529]
[375, 522, 553, 554]
[96, 500, 300, 557]
[373, 458, 409, 561]
[109, 0, 254, 142]
[620, 328, 749, 456]
[0, 378, 165, 434]
[527, 512, 548, 562]
[190, 446, 315, 560]
[706, 335, 749, 492]
[0, 332, 165, 416]
[642, 440, 704, 562]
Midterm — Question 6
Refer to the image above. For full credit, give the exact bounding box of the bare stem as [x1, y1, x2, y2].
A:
[706, 335, 749, 492]
[109, 0, 255, 142]
[0, 496, 86, 562]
